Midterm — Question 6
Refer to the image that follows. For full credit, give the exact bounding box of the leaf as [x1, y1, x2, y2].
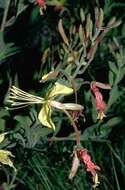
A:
[58, 19, 69, 46]
[107, 86, 120, 109]
[117, 67, 125, 83]
[38, 104, 55, 130]
[98, 8, 104, 28]
[48, 82, 73, 98]
[0, 34, 21, 62]
[16, 0, 28, 16]
[85, 14, 91, 39]
[109, 61, 118, 74]
[108, 70, 115, 86]
[0, 150, 16, 170]
[80, 8, 85, 22]
[106, 117, 122, 127]
[79, 24, 84, 43]
[99, 117, 123, 138]
[80, 124, 97, 140]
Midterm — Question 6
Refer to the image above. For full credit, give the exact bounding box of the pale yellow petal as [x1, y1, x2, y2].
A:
[48, 82, 73, 98]
[0, 133, 7, 144]
[38, 104, 55, 130]
[0, 150, 16, 170]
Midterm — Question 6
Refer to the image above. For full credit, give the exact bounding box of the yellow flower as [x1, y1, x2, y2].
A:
[7, 82, 83, 130]
[0, 133, 16, 171]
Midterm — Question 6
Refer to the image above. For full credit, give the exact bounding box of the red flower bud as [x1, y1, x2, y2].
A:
[77, 148, 100, 177]
[90, 81, 111, 120]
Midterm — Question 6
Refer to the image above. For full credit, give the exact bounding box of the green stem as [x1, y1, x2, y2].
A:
[111, 152, 120, 190]
[48, 137, 110, 143]
[107, 142, 125, 170]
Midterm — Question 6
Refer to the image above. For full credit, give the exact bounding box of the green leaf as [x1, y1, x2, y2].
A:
[109, 61, 118, 74]
[107, 86, 120, 109]
[0, 33, 21, 61]
[108, 70, 115, 86]
[16, 0, 28, 16]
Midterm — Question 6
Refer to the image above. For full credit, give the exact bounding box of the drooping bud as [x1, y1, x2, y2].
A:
[90, 81, 111, 120]
[69, 150, 80, 180]
[77, 148, 100, 177]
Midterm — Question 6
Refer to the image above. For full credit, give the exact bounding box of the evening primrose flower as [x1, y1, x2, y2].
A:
[90, 81, 111, 120]
[0, 133, 15, 171]
[7, 82, 83, 130]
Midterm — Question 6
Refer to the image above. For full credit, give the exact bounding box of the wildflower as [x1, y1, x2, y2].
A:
[0, 133, 16, 171]
[90, 81, 111, 120]
[77, 148, 100, 188]
[77, 148, 100, 176]
[7, 82, 83, 130]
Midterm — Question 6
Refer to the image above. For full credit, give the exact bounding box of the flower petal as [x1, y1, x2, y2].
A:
[48, 82, 73, 98]
[0, 150, 16, 170]
[38, 104, 55, 130]
[0, 133, 7, 144]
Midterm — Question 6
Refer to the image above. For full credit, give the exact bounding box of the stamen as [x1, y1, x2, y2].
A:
[6, 86, 45, 108]
[10, 86, 44, 101]
[6, 105, 30, 110]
